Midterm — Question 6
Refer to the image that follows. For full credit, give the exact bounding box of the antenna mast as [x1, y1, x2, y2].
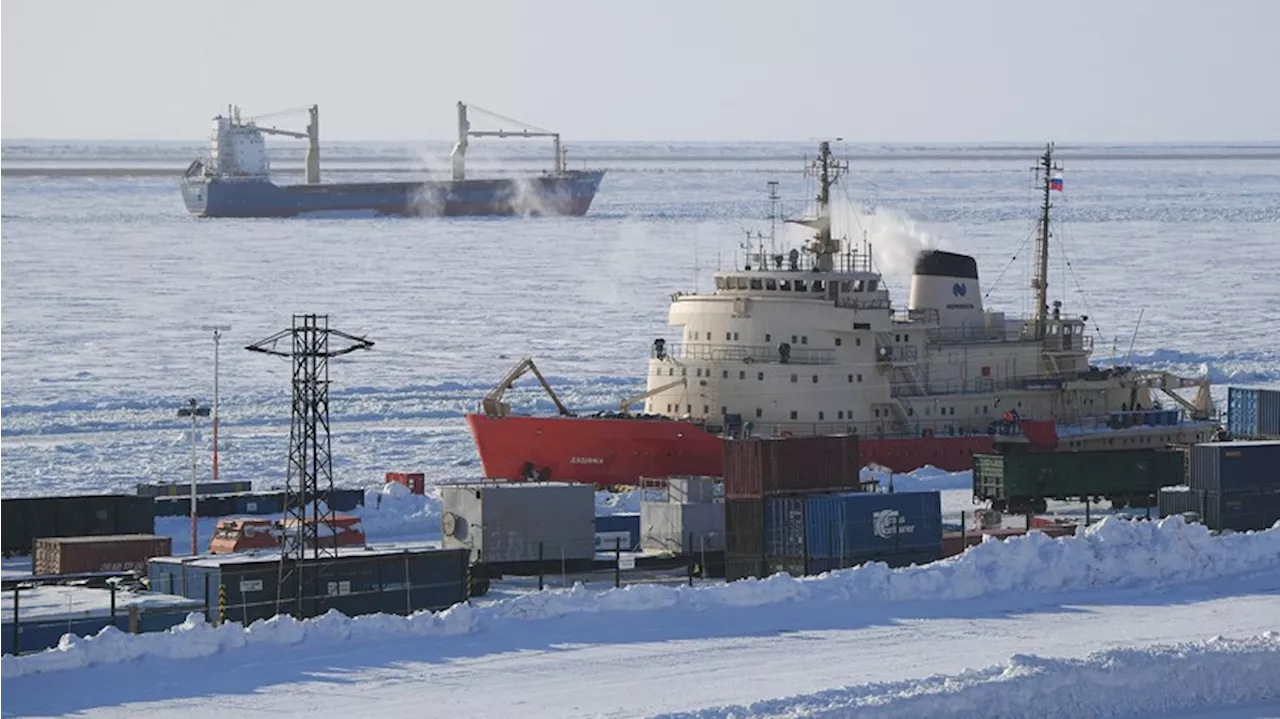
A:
[1032, 143, 1062, 339]
[807, 141, 847, 272]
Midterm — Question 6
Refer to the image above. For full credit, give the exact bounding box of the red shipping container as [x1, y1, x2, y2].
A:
[723, 435, 861, 499]
[384, 472, 426, 495]
[33, 534, 173, 575]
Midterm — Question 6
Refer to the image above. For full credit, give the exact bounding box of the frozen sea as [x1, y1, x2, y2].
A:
[3, 140, 1279, 498]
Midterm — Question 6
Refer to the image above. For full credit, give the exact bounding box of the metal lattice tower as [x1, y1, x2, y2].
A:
[246, 314, 373, 616]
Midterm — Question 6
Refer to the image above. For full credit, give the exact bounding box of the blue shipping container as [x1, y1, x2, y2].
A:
[1228, 387, 1280, 440]
[804, 491, 943, 560]
[763, 496, 806, 559]
[594, 514, 640, 551]
[1189, 441, 1280, 494]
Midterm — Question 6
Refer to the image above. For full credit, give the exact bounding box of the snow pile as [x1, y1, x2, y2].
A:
[6, 516, 1279, 678]
[347, 483, 442, 540]
[595, 487, 664, 515]
[861, 464, 973, 492]
[654, 632, 1280, 719]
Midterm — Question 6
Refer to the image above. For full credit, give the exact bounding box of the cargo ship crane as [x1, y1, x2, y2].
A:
[450, 102, 568, 181]
[248, 105, 321, 184]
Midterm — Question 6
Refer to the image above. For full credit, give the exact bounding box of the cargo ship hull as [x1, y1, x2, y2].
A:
[181, 171, 604, 218]
[465, 413, 997, 487]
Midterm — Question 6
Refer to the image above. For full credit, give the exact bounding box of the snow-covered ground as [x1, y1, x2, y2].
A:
[3, 517, 1279, 717]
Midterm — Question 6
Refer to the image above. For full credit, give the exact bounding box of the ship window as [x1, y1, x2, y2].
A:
[765, 279, 777, 291]
[856, 337, 862, 346]
[857, 374, 863, 382]
[726, 332, 732, 341]
[750, 278, 763, 290]
[838, 411, 844, 419]
[801, 336, 808, 345]
[687, 405, 693, 413]
[720, 406, 726, 415]
[818, 411, 825, 420]
[790, 411, 798, 420]
[874, 409, 880, 418]
[853, 280, 864, 292]
[733, 332, 739, 340]
[835, 337, 842, 347]
[739, 370, 746, 379]
[757, 372, 764, 380]
[848, 374, 854, 383]
[790, 374, 798, 383]
[667, 404, 672, 413]
[668, 368, 674, 376]
[722, 370, 729, 379]
[681, 368, 687, 377]
[984, 405, 989, 413]
[904, 333, 910, 342]
[794, 280, 807, 292]
[907, 408, 914, 416]
[792, 335, 798, 344]
[780, 280, 791, 291]
[813, 280, 825, 293]
[692, 331, 698, 340]
[715, 278, 725, 290]
[841, 281, 852, 292]
[756, 408, 763, 418]
[704, 405, 710, 414]
[895, 334, 901, 342]
[765, 333, 771, 342]
[811, 375, 818, 383]
[696, 368, 702, 377]
[868, 280, 879, 291]
[733, 277, 746, 290]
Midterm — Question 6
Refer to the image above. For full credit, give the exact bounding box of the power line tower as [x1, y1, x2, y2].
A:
[245, 314, 373, 616]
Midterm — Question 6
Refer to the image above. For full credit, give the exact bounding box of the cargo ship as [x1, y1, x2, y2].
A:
[181, 102, 604, 218]
[466, 143, 1218, 487]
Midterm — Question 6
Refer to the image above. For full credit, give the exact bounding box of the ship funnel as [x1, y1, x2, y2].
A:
[908, 250, 984, 329]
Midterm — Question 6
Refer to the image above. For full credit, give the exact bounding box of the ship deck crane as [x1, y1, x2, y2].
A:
[619, 377, 688, 416]
[450, 102, 567, 181]
[247, 105, 321, 184]
[482, 358, 572, 418]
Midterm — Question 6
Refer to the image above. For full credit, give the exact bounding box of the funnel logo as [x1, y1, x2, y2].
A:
[873, 509, 916, 539]
[952, 283, 967, 298]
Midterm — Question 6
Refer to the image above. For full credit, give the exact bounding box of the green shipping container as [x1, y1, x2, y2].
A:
[973, 449, 1185, 511]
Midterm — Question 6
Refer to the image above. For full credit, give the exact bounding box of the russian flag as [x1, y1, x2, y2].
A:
[1050, 174, 1064, 192]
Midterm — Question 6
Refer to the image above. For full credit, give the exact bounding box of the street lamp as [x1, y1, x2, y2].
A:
[178, 398, 210, 556]
[200, 325, 231, 487]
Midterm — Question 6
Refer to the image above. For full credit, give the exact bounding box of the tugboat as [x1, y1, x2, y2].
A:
[181, 102, 604, 218]
[466, 143, 1216, 486]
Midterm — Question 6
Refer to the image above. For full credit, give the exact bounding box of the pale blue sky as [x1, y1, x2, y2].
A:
[3, 0, 1277, 142]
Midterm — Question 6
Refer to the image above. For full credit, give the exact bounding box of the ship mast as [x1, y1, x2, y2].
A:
[1032, 143, 1061, 339]
[807, 141, 847, 272]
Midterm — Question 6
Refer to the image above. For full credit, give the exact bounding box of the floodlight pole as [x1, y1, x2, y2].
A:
[178, 398, 210, 555]
[201, 325, 232, 487]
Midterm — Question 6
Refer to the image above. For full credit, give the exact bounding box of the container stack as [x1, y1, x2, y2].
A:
[1227, 387, 1280, 440]
[1187, 440, 1280, 531]
[722, 435, 939, 581]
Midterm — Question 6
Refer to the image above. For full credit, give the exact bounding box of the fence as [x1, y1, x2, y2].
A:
[475, 537, 718, 592]
[4, 580, 206, 655]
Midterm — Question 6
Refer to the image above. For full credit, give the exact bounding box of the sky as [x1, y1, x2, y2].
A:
[2, 0, 1278, 143]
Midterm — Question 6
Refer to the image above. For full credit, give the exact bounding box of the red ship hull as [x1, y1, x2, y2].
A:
[466, 413, 997, 487]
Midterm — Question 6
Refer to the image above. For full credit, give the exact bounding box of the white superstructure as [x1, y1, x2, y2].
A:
[641, 143, 1214, 449]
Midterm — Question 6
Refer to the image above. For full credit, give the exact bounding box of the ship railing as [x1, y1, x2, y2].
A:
[836, 296, 892, 311]
[888, 373, 1081, 398]
[660, 342, 835, 365]
[753, 418, 1030, 441]
[924, 326, 1015, 345]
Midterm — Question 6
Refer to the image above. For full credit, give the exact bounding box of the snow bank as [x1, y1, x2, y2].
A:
[654, 632, 1280, 719]
[6, 516, 1279, 679]
[348, 482, 442, 540]
[861, 464, 973, 492]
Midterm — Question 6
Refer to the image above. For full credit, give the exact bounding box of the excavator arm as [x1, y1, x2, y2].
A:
[620, 377, 688, 416]
[481, 358, 572, 418]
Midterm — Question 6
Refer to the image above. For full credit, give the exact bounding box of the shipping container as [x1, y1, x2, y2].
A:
[1157, 485, 1202, 518]
[724, 498, 765, 556]
[803, 491, 943, 561]
[764, 495, 808, 560]
[640, 501, 724, 553]
[1, 495, 156, 556]
[440, 482, 595, 564]
[724, 435, 861, 499]
[235, 493, 285, 516]
[1200, 488, 1280, 532]
[1227, 387, 1280, 440]
[135, 481, 253, 498]
[34, 534, 172, 576]
[153, 489, 364, 519]
[385, 472, 426, 495]
[724, 555, 766, 582]
[667, 476, 717, 503]
[1188, 441, 1280, 494]
[148, 546, 468, 625]
[594, 513, 640, 551]
[973, 449, 1184, 510]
